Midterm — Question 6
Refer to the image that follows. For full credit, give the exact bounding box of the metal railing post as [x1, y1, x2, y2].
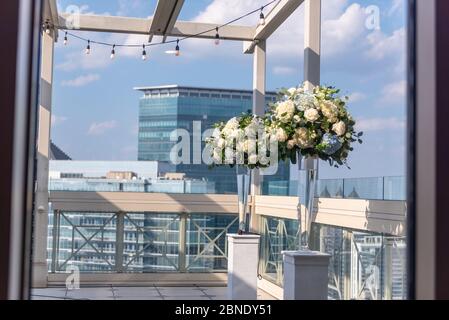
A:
[51, 210, 59, 273]
[178, 213, 187, 273]
[115, 212, 125, 273]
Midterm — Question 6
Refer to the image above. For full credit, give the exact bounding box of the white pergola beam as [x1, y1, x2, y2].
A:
[58, 14, 255, 41]
[148, 0, 185, 42]
[244, 0, 304, 54]
[43, 0, 59, 40]
[304, 0, 321, 90]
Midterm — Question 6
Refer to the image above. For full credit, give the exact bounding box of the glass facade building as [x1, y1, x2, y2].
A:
[135, 85, 290, 194]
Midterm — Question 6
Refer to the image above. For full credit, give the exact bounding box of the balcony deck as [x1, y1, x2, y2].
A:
[31, 286, 276, 300]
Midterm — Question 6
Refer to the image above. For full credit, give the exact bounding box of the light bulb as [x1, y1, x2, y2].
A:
[45, 22, 51, 34]
[259, 12, 265, 26]
[110, 45, 116, 59]
[214, 27, 220, 45]
[175, 40, 180, 56]
[85, 40, 91, 55]
[142, 45, 147, 60]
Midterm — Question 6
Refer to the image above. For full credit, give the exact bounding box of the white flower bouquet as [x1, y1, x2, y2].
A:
[265, 83, 363, 168]
[206, 112, 272, 170]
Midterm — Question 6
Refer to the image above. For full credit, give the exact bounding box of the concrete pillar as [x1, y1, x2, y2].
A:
[283, 251, 330, 300]
[227, 234, 260, 300]
[32, 30, 54, 288]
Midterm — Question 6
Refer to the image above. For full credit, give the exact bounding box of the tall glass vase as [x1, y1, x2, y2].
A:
[298, 154, 318, 250]
[236, 165, 251, 234]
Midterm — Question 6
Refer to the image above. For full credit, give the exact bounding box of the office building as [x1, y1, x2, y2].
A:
[135, 85, 290, 194]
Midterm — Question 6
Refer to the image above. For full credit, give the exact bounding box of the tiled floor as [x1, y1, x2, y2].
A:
[31, 286, 277, 300]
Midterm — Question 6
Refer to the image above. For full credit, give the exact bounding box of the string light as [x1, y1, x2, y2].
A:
[142, 44, 147, 60]
[61, 0, 277, 59]
[214, 27, 220, 45]
[259, 7, 266, 26]
[45, 21, 51, 34]
[85, 40, 91, 55]
[175, 39, 180, 56]
[110, 44, 116, 59]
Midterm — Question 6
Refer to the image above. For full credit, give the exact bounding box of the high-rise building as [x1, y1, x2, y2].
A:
[135, 85, 290, 194]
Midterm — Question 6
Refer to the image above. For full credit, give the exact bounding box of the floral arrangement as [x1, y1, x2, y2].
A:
[205, 112, 271, 170]
[206, 83, 362, 169]
[265, 84, 363, 168]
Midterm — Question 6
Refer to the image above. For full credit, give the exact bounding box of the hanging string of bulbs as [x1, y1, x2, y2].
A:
[46, 0, 276, 60]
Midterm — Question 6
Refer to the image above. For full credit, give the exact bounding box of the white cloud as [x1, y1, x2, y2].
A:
[365, 27, 405, 61]
[273, 66, 297, 75]
[61, 74, 100, 87]
[381, 80, 406, 104]
[388, 0, 404, 16]
[356, 117, 405, 132]
[51, 115, 68, 126]
[322, 3, 367, 56]
[348, 92, 366, 103]
[88, 120, 118, 135]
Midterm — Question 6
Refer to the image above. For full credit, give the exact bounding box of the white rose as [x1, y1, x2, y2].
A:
[320, 101, 339, 123]
[272, 127, 288, 143]
[213, 149, 222, 163]
[275, 100, 296, 123]
[212, 128, 221, 138]
[294, 128, 314, 148]
[304, 108, 320, 122]
[248, 154, 258, 164]
[287, 139, 296, 150]
[293, 115, 301, 123]
[224, 117, 239, 131]
[217, 138, 226, 148]
[332, 121, 346, 136]
[288, 88, 297, 96]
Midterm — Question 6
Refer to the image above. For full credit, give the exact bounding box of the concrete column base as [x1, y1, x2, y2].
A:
[32, 262, 48, 288]
[227, 234, 260, 300]
[282, 250, 330, 300]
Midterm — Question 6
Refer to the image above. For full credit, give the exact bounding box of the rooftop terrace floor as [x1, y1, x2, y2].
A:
[31, 286, 277, 300]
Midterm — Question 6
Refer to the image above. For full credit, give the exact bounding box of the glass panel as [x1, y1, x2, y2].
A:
[50, 212, 117, 273]
[122, 213, 180, 272]
[262, 176, 405, 201]
[185, 214, 239, 272]
[259, 216, 300, 286]
[310, 224, 407, 300]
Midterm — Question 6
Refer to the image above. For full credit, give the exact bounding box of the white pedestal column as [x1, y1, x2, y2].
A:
[283, 250, 330, 300]
[227, 234, 260, 300]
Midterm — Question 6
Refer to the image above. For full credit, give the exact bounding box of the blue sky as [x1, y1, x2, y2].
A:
[51, 0, 407, 179]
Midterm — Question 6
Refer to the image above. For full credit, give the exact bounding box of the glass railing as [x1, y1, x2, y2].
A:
[47, 211, 238, 273]
[310, 224, 407, 300]
[262, 176, 406, 201]
[49, 178, 218, 194]
[257, 215, 407, 300]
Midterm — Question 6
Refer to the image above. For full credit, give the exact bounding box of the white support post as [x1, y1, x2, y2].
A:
[250, 40, 266, 232]
[32, 31, 54, 288]
[283, 0, 329, 300]
[303, 0, 321, 91]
